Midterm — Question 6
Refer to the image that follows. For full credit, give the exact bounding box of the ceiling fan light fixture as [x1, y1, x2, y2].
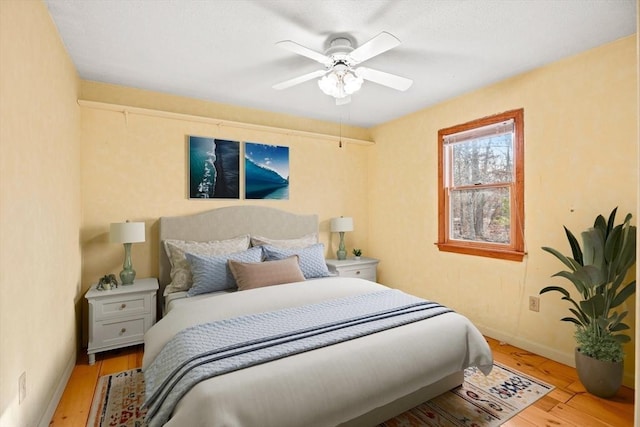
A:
[318, 69, 363, 99]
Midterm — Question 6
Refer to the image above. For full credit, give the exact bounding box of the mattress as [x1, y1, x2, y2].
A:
[163, 289, 231, 314]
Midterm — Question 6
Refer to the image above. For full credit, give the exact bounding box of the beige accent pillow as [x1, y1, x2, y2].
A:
[250, 233, 318, 249]
[228, 256, 305, 291]
[164, 235, 250, 294]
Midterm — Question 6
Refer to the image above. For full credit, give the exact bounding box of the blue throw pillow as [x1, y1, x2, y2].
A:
[262, 243, 330, 279]
[186, 246, 263, 296]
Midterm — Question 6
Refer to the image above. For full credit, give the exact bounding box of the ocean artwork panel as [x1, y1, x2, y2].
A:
[189, 136, 240, 199]
[245, 142, 289, 200]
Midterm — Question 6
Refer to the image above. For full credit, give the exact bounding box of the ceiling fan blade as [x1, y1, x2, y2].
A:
[272, 69, 327, 90]
[357, 67, 413, 91]
[348, 31, 401, 64]
[335, 96, 351, 106]
[275, 40, 332, 66]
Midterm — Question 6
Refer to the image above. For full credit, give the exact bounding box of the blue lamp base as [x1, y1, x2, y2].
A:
[119, 242, 136, 285]
[336, 231, 347, 260]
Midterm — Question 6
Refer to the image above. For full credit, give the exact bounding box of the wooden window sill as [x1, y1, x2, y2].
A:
[436, 242, 525, 262]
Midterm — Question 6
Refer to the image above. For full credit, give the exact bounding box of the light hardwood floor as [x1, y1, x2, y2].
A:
[50, 337, 634, 426]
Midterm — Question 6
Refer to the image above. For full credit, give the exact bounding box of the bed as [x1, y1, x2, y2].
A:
[143, 206, 493, 427]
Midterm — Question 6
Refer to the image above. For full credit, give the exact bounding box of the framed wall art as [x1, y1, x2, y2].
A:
[244, 142, 289, 200]
[189, 136, 240, 199]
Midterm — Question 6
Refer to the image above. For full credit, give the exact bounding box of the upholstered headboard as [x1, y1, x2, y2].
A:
[158, 206, 318, 297]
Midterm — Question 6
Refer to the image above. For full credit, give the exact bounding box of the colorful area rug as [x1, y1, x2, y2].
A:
[378, 363, 554, 426]
[88, 363, 553, 426]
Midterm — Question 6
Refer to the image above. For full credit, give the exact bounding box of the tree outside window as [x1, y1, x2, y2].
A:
[437, 109, 525, 261]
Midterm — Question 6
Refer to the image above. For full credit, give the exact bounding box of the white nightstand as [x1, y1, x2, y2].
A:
[325, 257, 379, 282]
[85, 277, 158, 365]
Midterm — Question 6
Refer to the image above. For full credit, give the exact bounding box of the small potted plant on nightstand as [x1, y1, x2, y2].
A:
[97, 274, 118, 291]
[352, 249, 362, 260]
[540, 207, 636, 398]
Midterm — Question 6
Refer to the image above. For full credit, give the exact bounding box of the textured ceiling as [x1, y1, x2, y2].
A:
[45, 0, 636, 128]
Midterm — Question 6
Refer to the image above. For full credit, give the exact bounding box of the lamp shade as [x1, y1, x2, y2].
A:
[110, 221, 146, 244]
[330, 217, 354, 233]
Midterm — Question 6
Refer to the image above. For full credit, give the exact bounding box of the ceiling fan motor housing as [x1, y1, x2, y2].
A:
[326, 37, 356, 67]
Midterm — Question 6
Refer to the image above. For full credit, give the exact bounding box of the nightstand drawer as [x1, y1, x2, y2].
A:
[93, 294, 152, 321]
[337, 267, 376, 282]
[325, 257, 379, 283]
[92, 317, 147, 348]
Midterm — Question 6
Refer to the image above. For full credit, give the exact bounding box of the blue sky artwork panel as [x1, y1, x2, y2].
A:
[245, 142, 289, 200]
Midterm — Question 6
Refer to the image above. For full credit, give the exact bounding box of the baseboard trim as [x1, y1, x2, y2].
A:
[478, 324, 635, 388]
[38, 352, 76, 427]
[478, 324, 574, 366]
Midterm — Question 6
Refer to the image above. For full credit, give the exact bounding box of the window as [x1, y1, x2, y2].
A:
[437, 109, 524, 261]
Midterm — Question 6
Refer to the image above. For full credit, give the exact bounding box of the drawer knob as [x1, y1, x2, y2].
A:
[120, 303, 127, 310]
[356, 270, 361, 275]
[120, 328, 126, 335]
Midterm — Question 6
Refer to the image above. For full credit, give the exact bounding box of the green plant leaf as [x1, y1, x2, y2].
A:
[567, 308, 588, 326]
[540, 285, 570, 297]
[563, 226, 583, 266]
[560, 317, 583, 326]
[614, 334, 631, 344]
[580, 294, 605, 319]
[610, 323, 630, 332]
[605, 207, 617, 236]
[541, 246, 579, 271]
[610, 280, 636, 308]
[581, 228, 605, 268]
[551, 271, 588, 295]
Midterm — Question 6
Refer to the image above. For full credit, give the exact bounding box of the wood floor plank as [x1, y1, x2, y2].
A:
[48, 362, 99, 427]
[566, 392, 634, 427]
[531, 394, 561, 412]
[516, 404, 579, 426]
[550, 402, 616, 427]
[500, 414, 538, 426]
[98, 347, 137, 376]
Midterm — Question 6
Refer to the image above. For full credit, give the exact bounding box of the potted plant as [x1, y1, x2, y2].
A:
[540, 207, 636, 398]
[352, 248, 362, 260]
[97, 274, 118, 291]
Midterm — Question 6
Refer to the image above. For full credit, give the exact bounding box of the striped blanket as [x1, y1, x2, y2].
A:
[143, 289, 452, 427]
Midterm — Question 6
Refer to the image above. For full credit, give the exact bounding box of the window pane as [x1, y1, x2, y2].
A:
[450, 133, 513, 187]
[449, 187, 511, 244]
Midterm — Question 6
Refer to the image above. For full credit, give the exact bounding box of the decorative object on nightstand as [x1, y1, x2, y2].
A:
[352, 248, 362, 260]
[110, 220, 145, 285]
[85, 277, 158, 365]
[326, 257, 379, 282]
[330, 216, 353, 260]
[97, 274, 118, 291]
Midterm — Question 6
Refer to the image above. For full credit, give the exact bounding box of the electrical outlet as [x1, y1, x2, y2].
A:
[529, 296, 540, 312]
[19, 371, 26, 404]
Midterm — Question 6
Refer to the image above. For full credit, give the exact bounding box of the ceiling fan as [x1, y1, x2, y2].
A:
[272, 31, 413, 105]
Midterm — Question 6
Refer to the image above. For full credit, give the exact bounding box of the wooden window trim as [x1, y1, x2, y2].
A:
[437, 109, 525, 262]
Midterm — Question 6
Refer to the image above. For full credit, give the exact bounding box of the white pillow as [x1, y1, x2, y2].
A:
[163, 235, 250, 294]
[250, 233, 318, 249]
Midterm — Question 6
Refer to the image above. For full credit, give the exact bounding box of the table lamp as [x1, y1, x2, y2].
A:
[330, 216, 353, 260]
[110, 220, 146, 285]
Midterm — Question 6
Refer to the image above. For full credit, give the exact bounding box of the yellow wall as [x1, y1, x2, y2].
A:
[79, 82, 373, 301]
[369, 36, 638, 386]
[0, 1, 81, 426]
[0, 2, 637, 424]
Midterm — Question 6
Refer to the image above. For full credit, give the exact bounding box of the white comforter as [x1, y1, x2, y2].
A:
[143, 278, 493, 427]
